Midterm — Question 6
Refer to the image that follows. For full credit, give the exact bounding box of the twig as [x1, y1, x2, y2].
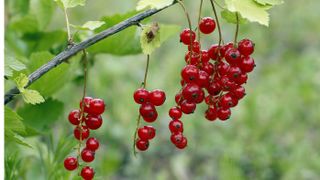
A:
[4, 2, 176, 104]
[234, 12, 240, 45]
[209, 0, 223, 46]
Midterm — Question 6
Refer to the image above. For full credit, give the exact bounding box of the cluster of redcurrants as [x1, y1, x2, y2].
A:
[168, 17, 255, 149]
[133, 89, 166, 151]
[64, 97, 105, 180]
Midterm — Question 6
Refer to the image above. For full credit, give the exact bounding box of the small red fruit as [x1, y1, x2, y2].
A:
[64, 157, 78, 171]
[136, 139, 149, 151]
[81, 148, 95, 162]
[88, 98, 105, 115]
[199, 17, 216, 34]
[86, 137, 100, 151]
[169, 106, 182, 119]
[180, 29, 196, 45]
[74, 126, 90, 140]
[149, 89, 166, 106]
[85, 115, 103, 130]
[133, 88, 149, 104]
[81, 166, 94, 180]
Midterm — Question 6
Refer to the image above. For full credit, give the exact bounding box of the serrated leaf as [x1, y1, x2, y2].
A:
[136, 0, 174, 10]
[14, 73, 29, 92]
[28, 51, 73, 97]
[54, 0, 86, 9]
[5, 56, 26, 77]
[5, 106, 26, 135]
[254, 0, 283, 5]
[30, 0, 55, 30]
[17, 98, 64, 132]
[73, 21, 105, 31]
[221, 10, 248, 24]
[21, 89, 45, 105]
[225, 0, 269, 26]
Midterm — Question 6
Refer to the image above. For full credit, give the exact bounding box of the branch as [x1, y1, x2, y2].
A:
[4, 3, 176, 104]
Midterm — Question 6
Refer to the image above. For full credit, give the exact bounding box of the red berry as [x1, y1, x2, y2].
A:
[217, 62, 230, 75]
[68, 109, 81, 125]
[205, 106, 218, 121]
[230, 86, 246, 99]
[145, 125, 156, 139]
[235, 73, 248, 85]
[200, 50, 210, 63]
[239, 56, 255, 73]
[220, 42, 234, 57]
[219, 75, 236, 91]
[181, 65, 199, 83]
[170, 132, 184, 145]
[81, 166, 94, 180]
[74, 126, 90, 140]
[64, 157, 78, 171]
[133, 88, 149, 104]
[227, 66, 242, 82]
[86, 137, 99, 151]
[196, 89, 205, 104]
[175, 137, 188, 149]
[180, 100, 196, 114]
[208, 44, 220, 60]
[217, 108, 231, 121]
[197, 70, 209, 88]
[139, 103, 158, 122]
[85, 115, 103, 130]
[169, 106, 182, 119]
[225, 48, 241, 65]
[201, 62, 214, 75]
[80, 97, 93, 113]
[220, 93, 234, 108]
[207, 82, 221, 96]
[238, 39, 254, 56]
[180, 29, 196, 45]
[205, 95, 218, 105]
[182, 83, 201, 102]
[175, 93, 183, 104]
[199, 17, 216, 34]
[149, 89, 166, 106]
[169, 120, 184, 133]
[138, 126, 150, 140]
[188, 41, 201, 53]
[136, 139, 149, 151]
[88, 98, 105, 115]
[81, 148, 95, 162]
[185, 51, 200, 65]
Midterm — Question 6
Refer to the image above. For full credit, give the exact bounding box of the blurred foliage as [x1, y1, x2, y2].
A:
[4, 0, 320, 179]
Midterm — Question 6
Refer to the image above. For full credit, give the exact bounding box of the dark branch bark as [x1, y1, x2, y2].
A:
[4, 3, 176, 104]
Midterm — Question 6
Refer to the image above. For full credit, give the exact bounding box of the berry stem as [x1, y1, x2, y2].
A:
[197, 0, 204, 42]
[133, 54, 150, 157]
[209, 0, 223, 46]
[234, 12, 240, 45]
[77, 49, 89, 164]
[177, 0, 194, 63]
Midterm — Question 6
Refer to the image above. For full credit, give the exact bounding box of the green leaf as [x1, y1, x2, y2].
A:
[17, 98, 64, 132]
[9, 14, 39, 33]
[224, 0, 270, 26]
[21, 89, 45, 105]
[221, 10, 248, 24]
[54, 0, 86, 9]
[30, 0, 55, 30]
[72, 21, 105, 31]
[136, 0, 174, 10]
[254, 0, 283, 5]
[140, 23, 180, 55]
[14, 73, 29, 92]
[28, 51, 73, 97]
[89, 11, 143, 55]
[5, 56, 26, 77]
[5, 106, 26, 135]
[5, 131, 33, 148]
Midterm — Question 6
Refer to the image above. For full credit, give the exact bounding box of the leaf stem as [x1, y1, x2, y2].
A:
[234, 12, 240, 45]
[209, 0, 223, 46]
[133, 54, 150, 157]
[64, 8, 72, 44]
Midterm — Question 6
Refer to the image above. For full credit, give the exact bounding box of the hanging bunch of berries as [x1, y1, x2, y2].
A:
[64, 97, 105, 180]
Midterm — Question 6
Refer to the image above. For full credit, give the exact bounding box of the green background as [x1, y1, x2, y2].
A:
[4, 0, 320, 179]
